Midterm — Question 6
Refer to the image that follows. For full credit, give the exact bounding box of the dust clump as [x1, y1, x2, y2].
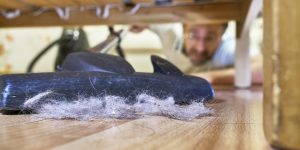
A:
[23, 91, 213, 120]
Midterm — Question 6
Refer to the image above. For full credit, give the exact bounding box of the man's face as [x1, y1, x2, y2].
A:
[185, 24, 224, 65]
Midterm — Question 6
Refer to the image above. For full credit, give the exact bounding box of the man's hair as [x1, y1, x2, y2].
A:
[222, 23, 228, 33]
[183, 22, 228, 35]
[223, 22, 228, 34]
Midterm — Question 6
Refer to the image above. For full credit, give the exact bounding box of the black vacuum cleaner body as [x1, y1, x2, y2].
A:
[0, 52, 214, 113]
[27, 28, 89, 73]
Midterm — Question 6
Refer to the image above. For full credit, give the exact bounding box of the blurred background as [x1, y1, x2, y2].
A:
[0, 18, 262, 74]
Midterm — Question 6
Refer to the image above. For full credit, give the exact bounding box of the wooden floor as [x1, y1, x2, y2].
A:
[0, 88, 272, 150]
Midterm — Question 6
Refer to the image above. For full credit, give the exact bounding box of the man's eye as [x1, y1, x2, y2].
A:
[188, 33, 195, 39]
[205, 37, 214, 42]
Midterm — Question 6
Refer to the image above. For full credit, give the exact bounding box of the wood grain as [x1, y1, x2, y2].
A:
[0, 89, 271, 150]
[0, 0, 240, 9]
[263, 0, 300, 149]
[0, 1, 242, 27]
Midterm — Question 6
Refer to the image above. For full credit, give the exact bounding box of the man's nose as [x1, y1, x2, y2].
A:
[194, 42, 205, 53]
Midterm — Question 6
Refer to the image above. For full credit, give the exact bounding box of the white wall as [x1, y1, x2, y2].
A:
[0, 25, 162, 73]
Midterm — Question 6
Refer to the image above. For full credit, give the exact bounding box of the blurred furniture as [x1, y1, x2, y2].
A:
[263, 0, 300, 149]
[1, 0, 245, 27]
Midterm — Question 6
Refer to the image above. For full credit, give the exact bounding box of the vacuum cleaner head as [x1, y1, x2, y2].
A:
[0, 52, 214, 113]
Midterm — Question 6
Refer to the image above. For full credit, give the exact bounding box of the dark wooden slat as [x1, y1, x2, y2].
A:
[21, 0, 57, 7]
[0, 1, 28, 9]
[0, 2, 241, 27]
